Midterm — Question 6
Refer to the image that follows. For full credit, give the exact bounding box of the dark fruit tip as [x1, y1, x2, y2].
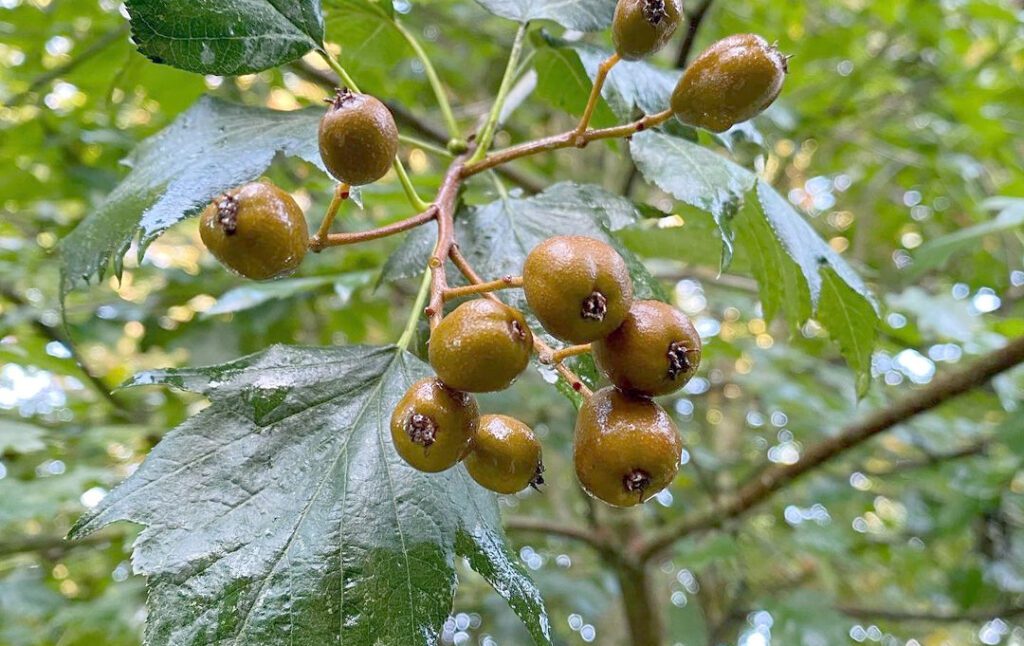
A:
[642, 0, 668, 25]
[529, 460, 546, 491]
[623, 468, 652, 497]
[215, 193, 239, 235]
[405, 412, 438, 447]
[327, 87, 356, 110]
[666, 341, 692, 380]
[581, 291, 608, 322]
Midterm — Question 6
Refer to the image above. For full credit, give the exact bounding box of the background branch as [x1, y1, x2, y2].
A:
[638, 335, 1024, 560]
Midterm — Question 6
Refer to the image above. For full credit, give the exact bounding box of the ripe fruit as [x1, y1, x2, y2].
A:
[671, 33, 788, 132]
[592, 300, 701, 396]
[390, 377, 479, 473]
[523, 236, 633, 344]
[464, 415, 544, 494]
[318, 89, 399, 186]
[574, 386, 681, 507]
[612, 0, 683, 61]
[429, 299, 534, 393]
[199, 181, 308, 280]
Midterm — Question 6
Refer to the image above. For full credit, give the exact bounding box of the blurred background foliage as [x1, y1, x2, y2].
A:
[1, 0, 1023, 644]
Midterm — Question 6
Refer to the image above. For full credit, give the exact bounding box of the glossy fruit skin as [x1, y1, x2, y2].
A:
[592, 300, 701, 396]
[574, 386, 681, 507]
[429, 299, 534, 393]
[671, 33, 788, 132]
[523, 236, 634, 344]
[390, 377, 479, 473]
[612, 0, 683, 61]
[318, 89, 399, 186]
[199, 181, 308, 280]
[465, 415, 543, 494]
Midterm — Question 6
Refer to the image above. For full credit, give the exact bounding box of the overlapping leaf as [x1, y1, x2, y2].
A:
[60, 97, 326, 298]
[630, 131, 879, 392]
[474, 0, 615, 31]
[70, 345, 550, 645]
[125, 0, 324, 75]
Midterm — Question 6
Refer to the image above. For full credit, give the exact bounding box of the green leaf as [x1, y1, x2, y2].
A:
[532, 41, 616, 128]
[474, 0, 615, 31]
[202, 272, 377, 317]
[60, 97, 324, 299]
[0, 419, 47, 454]
[125, 0, 324, 75]
[70, 345, 550, 646]
[629, 131, 756, 262]
[630, 131, 878, 389]
[383, 182, 664, 305]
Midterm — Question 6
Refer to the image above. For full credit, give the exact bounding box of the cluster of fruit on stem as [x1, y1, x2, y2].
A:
[197, 0, 788, 505]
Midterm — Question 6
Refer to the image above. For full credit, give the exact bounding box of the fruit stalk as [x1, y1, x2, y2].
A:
[393, 19, 464, 146]
[312, 205, 438, 249]
[573, 53, 621, 144]
[425, 159, 466, 329]
[442, 275, 523, 301]
[309, 183, 350, 251]
[468, 22, 529, 164]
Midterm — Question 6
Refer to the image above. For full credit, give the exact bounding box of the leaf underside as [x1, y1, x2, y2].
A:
[473, 0, 616, 31]
[70, 345, 550, 646]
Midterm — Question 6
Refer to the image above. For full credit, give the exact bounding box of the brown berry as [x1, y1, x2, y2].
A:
[464, 415, 544, 494]
[592, 300, 701, 396]
[318, 89, 399, 186]
[612, 0, 684, 61]
[390, 377, 479, 473]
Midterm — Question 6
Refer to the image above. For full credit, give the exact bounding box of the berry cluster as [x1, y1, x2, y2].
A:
[390, 236, 702, 507]
[196, 0, 787, 507]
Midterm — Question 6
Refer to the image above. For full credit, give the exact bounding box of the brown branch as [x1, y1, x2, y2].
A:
[836, 603, 1024, 623]
[637, 335, 1024, 561]
[503, 516, 610, 550]
[0, 285, 132, 418]
[0, 528, 129, 558]
[461, 109, 675, 178]
[9, 26, 129, 107]
[424, 160, 466, 328]
[442, 275, 522, 301]
[861, 440, 990, 477]
[675, 0, 716, 69]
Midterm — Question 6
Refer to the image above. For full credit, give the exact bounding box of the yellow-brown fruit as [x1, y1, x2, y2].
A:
[523, 236, 634, 344]
[574, 386, 681, 507]
[612, 0, 683, 61]
[318, 89, 399, 186]
[671, 33, 788, 132]
[199, 181, 308, 280]
[390, 377, 479, 473]
[592, 300, 701, 396]
[464, 415, 544, 494]
[428, 299, 534, 393]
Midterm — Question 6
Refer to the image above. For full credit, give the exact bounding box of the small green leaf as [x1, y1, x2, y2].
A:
[533, 42, 616, 128]
[911, 197, 1024, 276]
[125, 0, 324, 75]
[474, 0, 615, 31]
[71, 345, 551, 645]
[60, 97, 324, 299]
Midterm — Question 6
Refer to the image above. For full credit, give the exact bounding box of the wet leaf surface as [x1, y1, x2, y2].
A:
[71, 345, 550, 646]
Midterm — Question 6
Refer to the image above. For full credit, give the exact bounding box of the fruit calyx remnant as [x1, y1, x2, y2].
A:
[666, 341, 692, 380]
[325, 87, 357, 111]
[623, 468, 652, 495]
[509, 318, 527, 341]
[581, 291, 608, 321]
[215, 194, 239, 235]
[642, 0, 667, 25]
[529, 460, 546, 491]
[405, 412, 438, 447]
